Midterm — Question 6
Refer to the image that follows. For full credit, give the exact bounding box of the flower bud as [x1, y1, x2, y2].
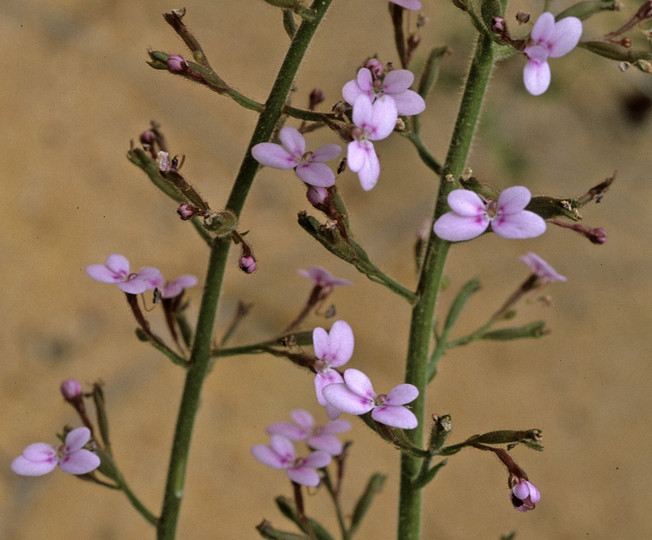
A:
[588, 227, 607, 244]
[239, 256, 257, 274]
[511, 479, 540, 511]
[139, 130, 156, 146]
[61, 378, 83, 400]
[307, 186, 329, 206]
[364, 58, 384, 79]
[177, 203, 199, 220]
[166, 54, 188, 74]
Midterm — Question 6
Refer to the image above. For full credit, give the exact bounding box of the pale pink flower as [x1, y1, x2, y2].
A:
[511, 479, 541, 511]
[86, 254, 161, 294]
[347, 95, 398, 190]
[11, 427, 100, 477]
[251, 434, 331, 486]
[322, 368, 419, 429]
[299, 266, 352, 289]
[523, 12, 582, 95]
[519, 252, 566, 283]
[343, 67, 425, 116]
[266, 409, 351, 456]
[313, 321, 355, 420]
[433, 187, 546, 242]
[252, 126, 341, 187]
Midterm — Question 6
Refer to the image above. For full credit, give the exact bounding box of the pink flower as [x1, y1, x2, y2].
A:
[511, 479, 541, 511]
[266, 409, 351, 456]
[313, 321, 355, 420]
[343, 67, 425, 116]
[11, 427, 100, 477]
[252, 126, 341, 187]
[519, 252, 566, 283]
[299, 266, 352, 289]
[347, 95, 398, 190]
[151, 274, 198, 298]
[523, 12, 582, 96]
[86, 254, 162, 294]
[390, 0, 422, 9]
[322, 369, 419, 429]
[433, 187, 546, 242]
[251, 434, 331, 486]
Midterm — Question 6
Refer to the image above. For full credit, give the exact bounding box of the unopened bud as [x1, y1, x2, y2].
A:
[588, 227, 607, 244]
[177, 203, 200, 220]
[139, 130, 156, 146]
[491, 16, 506, 33]
[364, 58, 384, 79]
[61, 378, 83, 401]
[238, 255, 257, 274]
[307, 186, 329, 206]
[167, 54, 188, 74]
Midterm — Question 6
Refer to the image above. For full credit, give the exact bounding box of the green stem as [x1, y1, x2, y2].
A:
[156, 2, 333, 539]
[397, 34, 497, 540]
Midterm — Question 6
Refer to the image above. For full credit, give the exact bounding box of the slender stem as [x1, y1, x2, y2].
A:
[397, 34, 496, 540]
[156, 3, 333, 539]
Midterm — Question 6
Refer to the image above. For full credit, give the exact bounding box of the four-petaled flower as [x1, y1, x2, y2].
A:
[433, 186, 546, 242]
[299, 266, 352, 289]
[252, 126, 341, 187]
[343, 67, 425, 116]
[86, 254, 161, 294]
[348, 95, 398, 191]
[251, 434, 331, 486]
[266, 409, 351, 456]
[523, 12, 582, 96]
[151, 274, 199, 298]
[519, 252, 566, 283]
[389, 0, 422, 10]
[511, 479, 541, 511]
[11, 427, 101, 477]
[322, 368, 419, 429]
[313, 321, 355, 420]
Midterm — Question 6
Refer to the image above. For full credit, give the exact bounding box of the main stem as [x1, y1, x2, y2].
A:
[156, 3, 333, 538]
[397, 34, 496, 540]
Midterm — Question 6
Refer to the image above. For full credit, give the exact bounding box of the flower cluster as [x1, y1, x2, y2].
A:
[11, 427, 100, 477]
[312, 321, 418, 428]
[433, 186, 546, 242]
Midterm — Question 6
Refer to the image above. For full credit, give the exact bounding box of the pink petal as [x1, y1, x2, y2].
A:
[391, 90, 426, 116]
[325, 403, 343, 420]
[315, 370, 344, 406]
[251, 143, 298, 169]
[279, 126, 305, 157]
[161, 274, 198, 298]
[367, 96, 398, 141]
[116, 278, 149, 295]
[390, 0, 422, 9]
[382, 70, 414, 93]
[342, 369, 376, 400]
[548, 17, 582, 58]
[296, 162, 335, 187]
[342, 79, 367, 106]
[447, 190, 486, 217]
[266, 422, 306, 441]
[347, 139, 372, 173]
[322, 383, 374, 415]
[530, 12, 555, 43]
[63, 427, 91, 453]
[384, 384, 419, 406]
[523, 59, 551, 96]
[491, 210, 546, 239]
[351, 95, 373, 128]
[357, 148, 380, 191]
[290, 409, 314, 432]
[519, 252, 566, 282]
[85, 264, 122, 283]
[135, 267, 163, 288]
[372, 405, 418, 429]
[497, 186, 532, 214]
[287, 466, 320, 486]
[311, 144, 342, 163]
[106, 254, 130, 275]
[303, 450, 332, 469]
[251, 445, 287, 469]
[319, 419, 351, 435]
[11, 443, 58, 476]
[59, 449, 100, 475]
[269, 434, 296, 461]
[325, 320, 355, 367]
[307, 434, 343, 455]
[433, 212, 489, 242]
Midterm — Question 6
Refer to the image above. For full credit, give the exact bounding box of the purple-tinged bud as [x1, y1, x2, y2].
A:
[511, 479, 540, 511]
[491, 17, 506, 34]
[167, 54, 188, 74]
[307, 186, 329, 206]
[364, 58, 384, 79]
[238, 256, 257, 274]
[177, 203, 200, 220]
[157, 151, 170, 172]
[309, 89, 326, 110]
[588, 227, 607, 244]
[61, 378, 83, 401]
[140, 130, 156, 146]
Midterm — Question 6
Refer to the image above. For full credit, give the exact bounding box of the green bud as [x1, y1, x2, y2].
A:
[468, 429, 542, 445]
[581, 41, 652, 63]
[418, 47, 450, 100]
[427, 414, 453, 453]
[459, 176, 500, 200]
[556, 0, 621, 21]
[147, 50, 170, 69]
[479, 321, 548, 340]
[92, 383, 111, 453]
[526, 195, 581, 221]
[203, 210, 238, 237]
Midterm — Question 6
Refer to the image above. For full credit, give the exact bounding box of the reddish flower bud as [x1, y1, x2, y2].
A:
[139, 130, 156, 146]
[167, 54, 188, 74]
[239, 256, 257, 274]
[60, 378, 83, 400]
[588, 227, 607, 244]
[307, 186, 329, 206]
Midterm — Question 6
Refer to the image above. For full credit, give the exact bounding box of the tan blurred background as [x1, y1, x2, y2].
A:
[2, 0, 651, 538]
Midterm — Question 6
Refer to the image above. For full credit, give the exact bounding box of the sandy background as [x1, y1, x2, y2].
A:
[2, 0, 651, 539]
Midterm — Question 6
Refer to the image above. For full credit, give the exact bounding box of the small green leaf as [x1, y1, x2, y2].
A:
[349, 473, 387, 536]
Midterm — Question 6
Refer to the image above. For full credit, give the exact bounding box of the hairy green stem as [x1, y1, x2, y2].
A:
[156, 2, 333, 538]
[397, 34, 496, 540]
